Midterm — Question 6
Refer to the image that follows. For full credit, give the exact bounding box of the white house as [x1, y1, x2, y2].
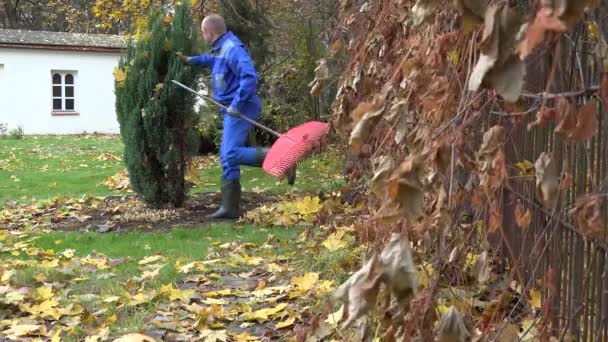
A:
[0, 29, 127, 134]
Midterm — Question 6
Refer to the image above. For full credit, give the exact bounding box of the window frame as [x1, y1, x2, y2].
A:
[51, 71, 79, 116]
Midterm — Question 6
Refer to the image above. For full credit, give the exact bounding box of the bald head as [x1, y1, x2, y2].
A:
[201, 15, 226, 44]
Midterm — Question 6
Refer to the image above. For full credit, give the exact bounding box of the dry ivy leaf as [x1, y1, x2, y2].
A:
[520, 0, 598, 58]
[479, 126, 506, 156]
[527, 107, 557, 131]
[485, 56, 526, 102]
[454, 0, 486, 32]
[560, 172, 573, 190]
[514, 201, 531, 229]
[438, 306, 470, 342]
[411, 0, 437, 26]
[384, 155, 425, 222]
[534, 152, 560, 208]
[569, 100, 597, 141]
[472, 251, 490, 284]
[571, 195, 605, 238]
[554, 97, 577, 134]
[349, 100, 385, 153]
[369, 156, 395, 198]
[380, 233, 417, 300]
[469, 4, 525, 102]
[333, 254, 383, 329]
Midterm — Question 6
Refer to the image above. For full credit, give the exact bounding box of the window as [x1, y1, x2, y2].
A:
[51, 71, 77, 113]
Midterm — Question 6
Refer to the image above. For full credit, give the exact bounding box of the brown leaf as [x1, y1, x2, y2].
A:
[571, 195, 605, 238]
[383, 155, 426, 222]
[438, 306, 470, 342]
[472, 251, 490, 284]
[349, 100, 385, 153]
[479, 126, 506, 156]
[560, 172, 573, 190]
[554, 97, 577, 134]
[333, 254, 384, 329]
[534, 152, 560, 208]
[469, 4, 526, 102]
[380, 233, 417, 300]
[568, 100, 597, 141]
[514, 201, 531, 229]
[369, 156, 395, 198]
[527, 107, 557, 131]
[454, 0, 486, 32]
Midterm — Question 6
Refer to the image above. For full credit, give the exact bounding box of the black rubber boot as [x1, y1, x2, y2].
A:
[208, 179, 241, 219]
[286, 166, 296, 185]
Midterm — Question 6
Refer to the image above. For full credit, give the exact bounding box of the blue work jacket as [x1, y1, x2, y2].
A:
[190, 31, 261, 116]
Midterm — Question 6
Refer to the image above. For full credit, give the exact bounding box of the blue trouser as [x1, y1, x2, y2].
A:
[219, 99, 262, 181]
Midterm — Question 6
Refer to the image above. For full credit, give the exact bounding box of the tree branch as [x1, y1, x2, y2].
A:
[521, 85, 600, 100]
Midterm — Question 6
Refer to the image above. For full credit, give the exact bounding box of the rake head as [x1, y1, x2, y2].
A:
[262, 121, 330, 177]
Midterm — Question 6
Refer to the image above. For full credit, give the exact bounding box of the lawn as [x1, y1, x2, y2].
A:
[0, 135, 345, 204]
[0, 135, 356, 341]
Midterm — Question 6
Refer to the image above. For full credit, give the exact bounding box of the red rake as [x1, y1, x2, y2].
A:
[171, 80, 330, 177]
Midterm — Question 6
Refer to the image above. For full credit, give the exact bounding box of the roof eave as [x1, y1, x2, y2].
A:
[0, 42, 125, 52]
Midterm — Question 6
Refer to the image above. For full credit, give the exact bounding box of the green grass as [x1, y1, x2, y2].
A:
[0, 135, 124, 203]
[0, 135, 345, 204]
[16, 225, 300, 308]
[5, 224, 302, 339]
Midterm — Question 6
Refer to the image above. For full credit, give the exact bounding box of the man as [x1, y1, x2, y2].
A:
[180, 15, 294, 219]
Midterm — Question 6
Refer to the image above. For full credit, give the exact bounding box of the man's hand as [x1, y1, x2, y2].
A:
[176, 52, 192, 64]
[226, 106, 241, 118]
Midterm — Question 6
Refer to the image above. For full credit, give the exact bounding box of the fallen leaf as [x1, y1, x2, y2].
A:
[276, 316, 296, 329]
[322, 232, 348, 251]
[113, 333, 158, 342]
[139, 255, 164, 265]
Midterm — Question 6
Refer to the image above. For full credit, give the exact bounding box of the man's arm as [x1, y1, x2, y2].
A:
[188, 53, 214, 68]
[226, 47, 258, 114]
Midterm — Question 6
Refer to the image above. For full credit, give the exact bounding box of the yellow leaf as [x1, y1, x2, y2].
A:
[112, 67, 127, 83]
[242, 303, 288, 322]
[199, 329, 228, 342]
[1, 269, 14, 282]
[276, 316, 296, 329]
[113, 333, 158, 342]
[138, 255, 163, 265]
[179, 261, 198, 273]
[203, 298, 228, 305]
[51, 328, 62, 342]
[316, 280, 335, 297]
[231, 331, 260, 341]
[107, 314, 117, 324]
[325, 305, 344, 327]
[36, 286, 54, 300]
[163, 15, 174, 25]
[4, 324, 42, 338]
[530, 288, 541, 309]
[321, 232, 348, 251]
[290, 272, 319, 293]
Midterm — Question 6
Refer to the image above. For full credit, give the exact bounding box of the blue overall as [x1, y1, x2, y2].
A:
[190, 32, 261, 181]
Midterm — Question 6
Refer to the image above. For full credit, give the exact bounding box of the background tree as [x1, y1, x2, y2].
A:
[114, 2, 200, 208]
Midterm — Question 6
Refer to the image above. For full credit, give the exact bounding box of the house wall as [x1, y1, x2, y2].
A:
[0, 47, 122, 134]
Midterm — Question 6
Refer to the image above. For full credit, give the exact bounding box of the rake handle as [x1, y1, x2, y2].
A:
[171, 80, 286, 139]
